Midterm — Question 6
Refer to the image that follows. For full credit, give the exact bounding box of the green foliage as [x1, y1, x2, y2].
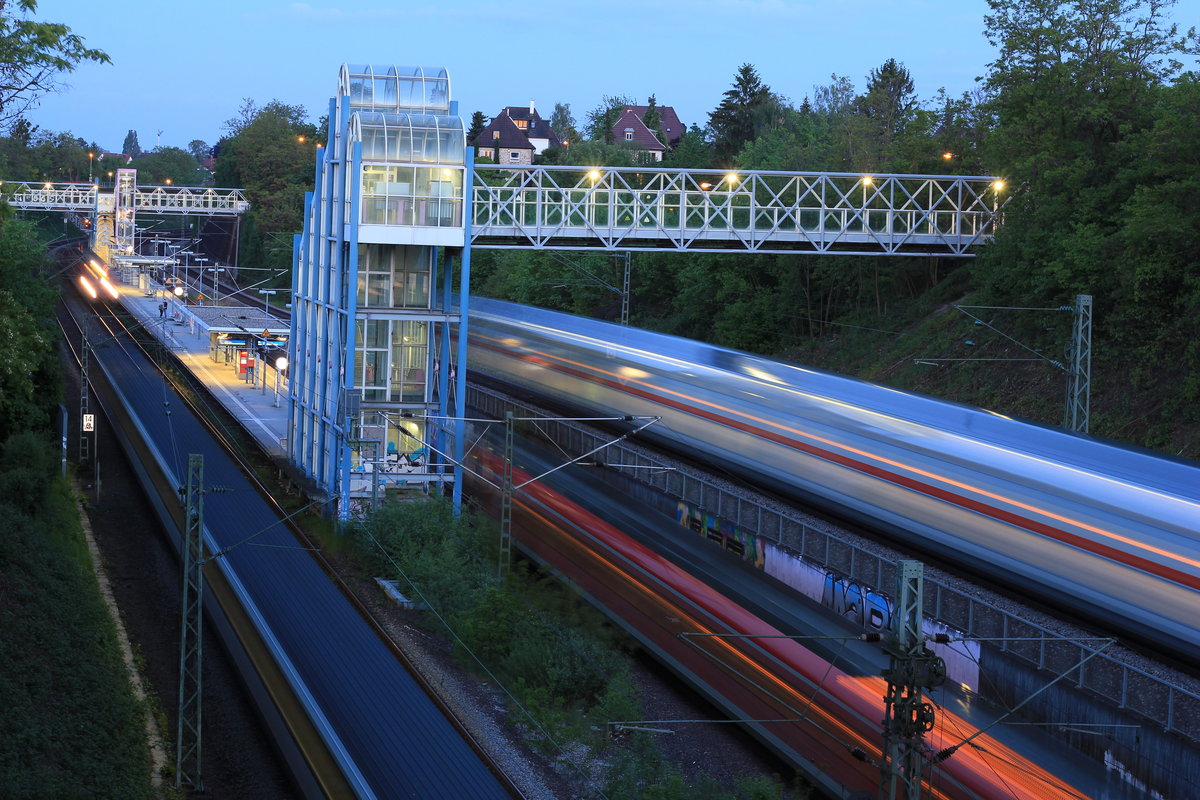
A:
[708, 64, 782, 164]
[120, 129, 140, 157]
[130, 146, 201, 186]
[467, 110, 487, 145]
[584, 94, 634, 143]
[0, 217, 61, 439]
[0, 0, 109, 133]
[0, 439, 154, 799]
[213, 99, 318, 276]
[661, 124, 713, 169]
[550, 101, 579, 144]
[0, 430, 57, 513]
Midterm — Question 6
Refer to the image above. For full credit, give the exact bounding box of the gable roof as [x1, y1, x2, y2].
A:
[473, 113, 534, 151]
[472, 105, 564, 152]
[611, 108, 666, 151]
[622, 104, 684, 147]
[499, 105, 561, 148]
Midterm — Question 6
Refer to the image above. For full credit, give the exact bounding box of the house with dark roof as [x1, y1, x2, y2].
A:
[620, 104, 685, 148]
[472, 102, 562, 164]
[611, 108, 667, 162]
[475, 114, 535, 164]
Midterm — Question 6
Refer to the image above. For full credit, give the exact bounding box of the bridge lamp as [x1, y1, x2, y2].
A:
[725, 173, 738, 187]
[992, 180, 1006, 192]
[586, 169, 601, 183]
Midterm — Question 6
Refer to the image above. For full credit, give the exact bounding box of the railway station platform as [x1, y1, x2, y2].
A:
[106, 278, 291, 456]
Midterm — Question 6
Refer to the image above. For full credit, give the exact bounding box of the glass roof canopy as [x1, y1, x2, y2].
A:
[353, 113, 464, 165]
[340, 64, 451, 113]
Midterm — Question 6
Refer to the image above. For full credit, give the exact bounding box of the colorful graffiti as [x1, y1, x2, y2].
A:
[676, 501, 765, 568]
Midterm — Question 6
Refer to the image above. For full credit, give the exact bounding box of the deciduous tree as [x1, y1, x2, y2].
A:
[0, 0, 108, 133]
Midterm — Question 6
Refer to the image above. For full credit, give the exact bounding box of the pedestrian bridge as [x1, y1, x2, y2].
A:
[1, 180, 248, 215]
[472, 166, 1007, 256]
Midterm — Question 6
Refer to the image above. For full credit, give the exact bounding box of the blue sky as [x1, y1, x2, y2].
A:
[24, 0, 1200, 154]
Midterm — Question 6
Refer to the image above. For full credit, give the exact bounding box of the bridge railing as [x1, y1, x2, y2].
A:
[1, 181, 97, 210]
[2, 181, 249, 215]
[472, 166, 1008, 255]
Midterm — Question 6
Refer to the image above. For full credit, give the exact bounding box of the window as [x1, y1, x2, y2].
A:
[509, 150, 520, 161]
[624, 129, 634, 141]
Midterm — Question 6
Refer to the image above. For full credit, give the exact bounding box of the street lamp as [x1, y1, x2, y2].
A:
[258, 289, 278, 316]
[274, 355, 288, 408]
[88, 152, 94, 183]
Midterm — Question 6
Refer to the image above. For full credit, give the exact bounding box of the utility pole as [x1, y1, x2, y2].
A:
[618, 251, 631, 327]
[880, 560, 945, 800]
[499, 412, 514, 579]
[1064, 294, 1092, 434]
[79, 322, 91, 465]
[176, 454, 205, 791]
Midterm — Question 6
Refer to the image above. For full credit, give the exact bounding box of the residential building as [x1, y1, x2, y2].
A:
[473, 101, 562, 163]
[620, 104, 685, 148]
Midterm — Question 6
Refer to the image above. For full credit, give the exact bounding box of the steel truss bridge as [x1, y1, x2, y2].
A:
[2, 180, 249, 216]
[472, 166, 1007, 256]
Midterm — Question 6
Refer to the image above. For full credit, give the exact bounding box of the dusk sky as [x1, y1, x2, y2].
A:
[25, 0, 1200, 155]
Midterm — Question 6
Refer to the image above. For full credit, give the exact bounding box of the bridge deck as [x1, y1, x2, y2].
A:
[472, 166, 1006, 255]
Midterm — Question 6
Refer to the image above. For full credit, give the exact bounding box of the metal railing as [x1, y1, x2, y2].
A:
[2, 181, 248, 215]
[473, 166, 1008, 256]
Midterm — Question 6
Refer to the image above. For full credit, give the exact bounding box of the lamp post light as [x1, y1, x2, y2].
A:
[258, 289, 278, 316]
[88, 152, 94, 183]
[274, 356, 288, 407]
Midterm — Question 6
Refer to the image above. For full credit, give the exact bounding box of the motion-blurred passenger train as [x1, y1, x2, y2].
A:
[464, 297, 1200, 663]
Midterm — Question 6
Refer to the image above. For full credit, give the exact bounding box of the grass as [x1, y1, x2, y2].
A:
[339, 497, 806, 799]
[0, 432, 157, 800]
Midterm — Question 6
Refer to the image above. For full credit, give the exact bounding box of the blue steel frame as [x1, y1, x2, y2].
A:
[289, 66, 469, 518]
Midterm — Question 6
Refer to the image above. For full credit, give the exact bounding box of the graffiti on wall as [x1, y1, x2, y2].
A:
[676, 501, 765, 568]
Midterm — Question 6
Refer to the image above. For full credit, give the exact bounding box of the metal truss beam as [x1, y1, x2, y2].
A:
[3, 180, 249, 216]
[472, 166, 1008, 256]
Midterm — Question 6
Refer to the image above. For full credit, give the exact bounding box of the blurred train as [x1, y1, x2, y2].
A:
[466, 444, 1097, 799]
[464, 297, 1200, 664]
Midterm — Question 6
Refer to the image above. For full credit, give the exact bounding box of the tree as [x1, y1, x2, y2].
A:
[660, 124, 713, 169]
[859, 58, 917, 144]
[213, 99, 318, 274]
[187, 139, 209, 163]
[131, 146, 200, 185]
[707, 63, 781, 163]
[976, 0, 1200, 435]
[466, 110, 486, 145]
[549, 102, 578, 145]
[641, 94, 666, 146]
[0, 216, 60, 439]
[121, 129, 140, 157]
[0, 0, 108, 133]
[584, 94, 633, 143]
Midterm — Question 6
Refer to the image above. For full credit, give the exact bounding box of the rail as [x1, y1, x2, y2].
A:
[468, 383, 1200, 744]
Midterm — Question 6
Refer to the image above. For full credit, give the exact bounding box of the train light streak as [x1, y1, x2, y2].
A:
[98, 277, 120, 300]
[498, 458, 1092, 799]
[480, 332, 1200, 582]
[78, 275, 98, 299]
